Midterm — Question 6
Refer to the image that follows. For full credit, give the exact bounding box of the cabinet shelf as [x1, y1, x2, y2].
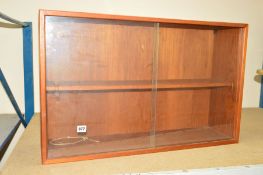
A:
[46, 79, 233, 92]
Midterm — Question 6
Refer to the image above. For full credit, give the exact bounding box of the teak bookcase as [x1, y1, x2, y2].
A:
[39, 10, 248, 164]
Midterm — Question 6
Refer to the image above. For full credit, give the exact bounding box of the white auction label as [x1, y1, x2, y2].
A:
[77, 125, 87, 133]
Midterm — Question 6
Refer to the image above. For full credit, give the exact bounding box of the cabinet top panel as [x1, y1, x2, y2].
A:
[39, 10, 248, 29]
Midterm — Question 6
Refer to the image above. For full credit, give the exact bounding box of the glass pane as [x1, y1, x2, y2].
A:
[155, 24, 236, 147]
[45, 16, 155, 159]
[155, 88, 233, 147]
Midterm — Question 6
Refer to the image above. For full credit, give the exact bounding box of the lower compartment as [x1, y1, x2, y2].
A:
[46, 86, 236, 160]
[47, 125, 232, 159]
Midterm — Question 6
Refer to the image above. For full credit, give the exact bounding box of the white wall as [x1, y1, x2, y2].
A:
[0, 0, 263, 113]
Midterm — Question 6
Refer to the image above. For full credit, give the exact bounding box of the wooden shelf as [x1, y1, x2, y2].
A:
[46, 80, 233, 92]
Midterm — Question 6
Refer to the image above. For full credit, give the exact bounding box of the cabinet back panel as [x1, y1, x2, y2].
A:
[210, 28, 244, 137]
[45, 16, 155, 82]
[47, 91, 152, 139]
[158, 26, 214, 80]
[156, 89, 210, 131]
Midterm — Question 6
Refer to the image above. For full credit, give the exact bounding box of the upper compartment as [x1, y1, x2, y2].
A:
[43, 11, 247, 92]
[157, 23, 246, 84]
[45, 16, 156, 84]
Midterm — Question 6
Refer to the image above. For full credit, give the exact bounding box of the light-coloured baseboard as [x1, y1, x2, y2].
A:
[121, 164, 263, 175]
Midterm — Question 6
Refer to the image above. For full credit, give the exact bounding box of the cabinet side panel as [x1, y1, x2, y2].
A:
[39, 10, 48, 163]
[209, 28, 244, 137]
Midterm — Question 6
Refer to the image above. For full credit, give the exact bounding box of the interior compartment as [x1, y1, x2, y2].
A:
[46, 91, 153, 158]
[45, 16, 156, 158]
[43, 15, 246, 160]
[154, 24, 243, 147]
[155, 87, 234, 147]
[45, 16, 155, 83]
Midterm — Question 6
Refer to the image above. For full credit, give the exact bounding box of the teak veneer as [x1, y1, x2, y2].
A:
[39, 9, 248, 164]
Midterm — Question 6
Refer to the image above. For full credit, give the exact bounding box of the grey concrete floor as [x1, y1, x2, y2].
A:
[0, 114, 19, 148]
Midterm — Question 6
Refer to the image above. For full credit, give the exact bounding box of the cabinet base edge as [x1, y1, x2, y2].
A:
[42, 139, 238, 164]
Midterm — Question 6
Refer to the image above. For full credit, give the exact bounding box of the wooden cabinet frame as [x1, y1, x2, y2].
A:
[39, 10, 248, 164]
